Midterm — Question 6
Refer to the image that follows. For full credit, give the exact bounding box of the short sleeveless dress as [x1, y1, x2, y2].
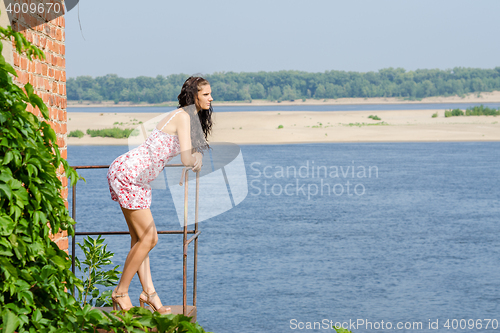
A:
[106, 110, 183, 209]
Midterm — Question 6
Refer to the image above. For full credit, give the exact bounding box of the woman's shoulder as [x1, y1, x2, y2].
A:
[170, 108, 190, 122]
[173, 108, 190, 119]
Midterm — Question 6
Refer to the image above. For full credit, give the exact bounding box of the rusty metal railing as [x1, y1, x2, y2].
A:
[70, 164, 200, 316]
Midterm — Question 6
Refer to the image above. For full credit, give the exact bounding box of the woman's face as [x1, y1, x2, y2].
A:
[195, 84, 213, 111]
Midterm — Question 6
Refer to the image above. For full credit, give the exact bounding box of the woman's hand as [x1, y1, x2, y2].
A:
[192, 152, 203, 172]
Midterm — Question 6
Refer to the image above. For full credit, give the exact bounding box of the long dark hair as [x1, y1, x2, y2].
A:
[177, 76, 213, 154]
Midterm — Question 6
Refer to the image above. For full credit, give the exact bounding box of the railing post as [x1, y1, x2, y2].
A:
[183, 168, 189, 316]
[71, 181, 76, 295]
[193, 171, 199, 307]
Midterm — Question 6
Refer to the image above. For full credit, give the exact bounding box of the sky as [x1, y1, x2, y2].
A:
[65, 0, 500, 78]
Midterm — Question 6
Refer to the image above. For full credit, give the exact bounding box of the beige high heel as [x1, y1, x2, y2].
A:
[139, 291, 171, 314]
[111, 291, 132, 312]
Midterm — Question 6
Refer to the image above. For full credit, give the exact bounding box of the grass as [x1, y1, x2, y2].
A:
[68, 130, 84, 138]
[368, 115, 381, 120]
[342, 121, 389, 127]
[86, 127, 135, 138]
[113, 120, 143, 125]
[277, 125, 284, 129]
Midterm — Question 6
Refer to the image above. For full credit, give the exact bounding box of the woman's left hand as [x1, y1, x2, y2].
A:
[192, 152, 203, 172]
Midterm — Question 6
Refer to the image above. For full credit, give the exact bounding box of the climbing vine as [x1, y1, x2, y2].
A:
[0, 14, 208, 333]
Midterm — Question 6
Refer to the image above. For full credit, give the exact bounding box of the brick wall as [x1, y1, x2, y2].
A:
[2, 3, 68, 252]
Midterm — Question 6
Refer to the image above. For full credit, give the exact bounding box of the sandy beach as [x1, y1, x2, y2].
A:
[67, 109, 500, 145]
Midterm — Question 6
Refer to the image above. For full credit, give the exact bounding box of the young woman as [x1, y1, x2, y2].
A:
[106, 77, 214, 312]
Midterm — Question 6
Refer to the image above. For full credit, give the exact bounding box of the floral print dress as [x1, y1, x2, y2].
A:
[106, 111, 183, 209]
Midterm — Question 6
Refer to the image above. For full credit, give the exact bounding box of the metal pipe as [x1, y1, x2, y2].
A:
[74, 230, 195, 236]
[182, 169, 189, 316]
[186, 231, 201, 246]
[71, 182, 76, 295]
[193, 171, 199, 307]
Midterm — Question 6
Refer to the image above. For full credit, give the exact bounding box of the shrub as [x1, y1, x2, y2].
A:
[75, 236, 120, 307]
[69, 129, 85, 138]
[277, 125, 284, 129]
[445, 108, 464, 117]
[432, 112, 438, 118]
[86, 127, 134, 138]
[465, 105, 500, 116]
[368, 115, 381, 120]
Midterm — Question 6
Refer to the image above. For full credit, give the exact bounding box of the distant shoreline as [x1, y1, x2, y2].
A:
[67, 91, 500, 108]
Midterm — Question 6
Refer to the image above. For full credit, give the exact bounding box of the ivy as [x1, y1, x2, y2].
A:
[0, 12, 209, 333]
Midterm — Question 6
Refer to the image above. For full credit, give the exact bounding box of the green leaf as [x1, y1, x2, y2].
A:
[0, 183, 12, 200]
[0, 215, 16, 236]
[2, 309, 20, 333]
[2, 150, 13, 165]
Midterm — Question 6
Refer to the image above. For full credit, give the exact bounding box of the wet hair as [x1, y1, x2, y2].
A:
[177, 76, 213, 153]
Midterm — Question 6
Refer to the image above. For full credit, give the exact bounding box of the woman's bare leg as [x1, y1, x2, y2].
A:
[127, 224, 164, 309]
[113, 207, 159, 309]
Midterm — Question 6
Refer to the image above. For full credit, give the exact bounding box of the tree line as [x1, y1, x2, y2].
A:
[67, 67, 500, 103]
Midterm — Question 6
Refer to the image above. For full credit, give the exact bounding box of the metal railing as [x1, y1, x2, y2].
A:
[70, 164, 200, 316]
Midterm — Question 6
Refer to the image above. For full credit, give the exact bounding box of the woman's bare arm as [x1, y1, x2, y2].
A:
[176, 111, 202, 171]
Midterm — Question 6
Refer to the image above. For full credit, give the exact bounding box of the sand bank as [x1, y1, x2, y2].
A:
[67, 109, 500, 146]
[67, 91, 500, 108]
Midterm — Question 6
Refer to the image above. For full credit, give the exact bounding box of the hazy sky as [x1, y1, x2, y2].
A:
[65, 0, 500, 78]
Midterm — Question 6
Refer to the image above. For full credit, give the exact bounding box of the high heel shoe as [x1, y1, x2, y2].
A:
[111, 291, 132, 312]
[139, 291, 171, 314]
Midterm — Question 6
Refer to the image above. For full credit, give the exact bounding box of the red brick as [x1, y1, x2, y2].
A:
[41, 63, 47, 76]
[13, 53, 20, 66]
[60, 123, 67, 133]
[61, 71, 66, 82]
[60, 187, 68, 199]
[61, 98, 66, 109]
[48, 67, 54, 78]
[44, 79, 51, 91]
[49, 108, 57, 120]
[60, 176, 68, 187]
[21, 57, 28, 71]
[52, 81, 58, 93]
[59, 109, 66, 121]
[57, 136, 65, 146]
[21, 72, 29, 84]
[55, 237, 68, 251]
[24, 30, 31, 42]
